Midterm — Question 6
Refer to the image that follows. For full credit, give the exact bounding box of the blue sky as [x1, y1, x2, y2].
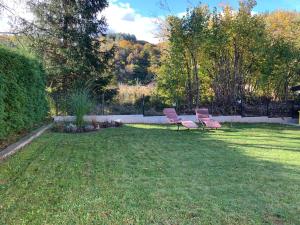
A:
[1, 0, 299, 43]
[104, 0, 300, 43]
[115, 0, 300, 17]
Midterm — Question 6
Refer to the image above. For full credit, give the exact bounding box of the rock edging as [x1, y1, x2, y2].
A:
[0, 124, 52, 161]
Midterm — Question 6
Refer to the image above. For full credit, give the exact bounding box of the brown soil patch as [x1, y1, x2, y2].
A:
[0, 179, 7, 185]
[264, 213, 285, 225]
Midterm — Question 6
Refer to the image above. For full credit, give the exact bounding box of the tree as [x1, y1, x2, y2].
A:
[157, 42, 187, 107]
[204, 0, 269, 112]
[265, 10, 300, 48]
[21, 0, 112, 97]
[107, 34, 161, 85]
[158, 0, 300, 114]
[119, 40, 132, 49]
[262, 10, 300, 101]
[158, 15, 193, 108]
[158, 5, 210, 110]
[261, 38, 300, 101]
[181, 6, 210, 108]
[107, 33, 137, 42]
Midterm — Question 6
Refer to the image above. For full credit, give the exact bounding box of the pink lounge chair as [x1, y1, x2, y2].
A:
[195, 108, 221, 129]
[163, 108, 198, 131]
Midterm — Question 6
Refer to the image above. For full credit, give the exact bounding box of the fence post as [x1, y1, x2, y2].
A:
[102, 94, 105, 115]
[55, 100, 58, 116]
[241, 98, 244, 117]
[142, 94, 145, 116]
[266, 100, 270, 117]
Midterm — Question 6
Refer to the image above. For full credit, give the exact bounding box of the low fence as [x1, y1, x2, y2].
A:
[50, 92, 300, 118]
[54, 115, 297, 125]
[89, 100, 299, 118]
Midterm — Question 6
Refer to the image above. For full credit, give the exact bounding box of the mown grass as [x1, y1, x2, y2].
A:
[0, 123, 300, 225]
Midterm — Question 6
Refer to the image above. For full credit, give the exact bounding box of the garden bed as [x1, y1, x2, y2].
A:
[51, 120, 122, 133]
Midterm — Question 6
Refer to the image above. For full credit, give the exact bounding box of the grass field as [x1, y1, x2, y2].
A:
[0, 124, 300, 225]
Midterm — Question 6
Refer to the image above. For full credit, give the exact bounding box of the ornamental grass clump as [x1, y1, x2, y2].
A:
[70, 90, 92, 129]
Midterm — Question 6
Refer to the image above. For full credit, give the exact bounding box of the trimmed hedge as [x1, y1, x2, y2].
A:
[0, 46, 48, 140]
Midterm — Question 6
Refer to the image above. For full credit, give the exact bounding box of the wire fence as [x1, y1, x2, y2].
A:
[50, 92, 300, 118]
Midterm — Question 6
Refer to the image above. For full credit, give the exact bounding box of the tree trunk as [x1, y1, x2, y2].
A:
[184, 58, 193, 110]
[192, 55, 200, 108]
[233, 40, 240, 104]
[284, 71, 290, 101]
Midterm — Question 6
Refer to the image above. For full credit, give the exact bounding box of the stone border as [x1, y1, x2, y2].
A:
[0, 124, 52, 161]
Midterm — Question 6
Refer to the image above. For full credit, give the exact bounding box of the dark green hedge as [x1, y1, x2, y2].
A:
[0, 46, 48, 140]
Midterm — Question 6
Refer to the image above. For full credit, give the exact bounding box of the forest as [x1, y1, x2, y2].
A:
[106, 33, 161, 85]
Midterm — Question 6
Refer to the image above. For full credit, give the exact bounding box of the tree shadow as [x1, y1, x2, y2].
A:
[115, 125, 300, 224]
[225, 143, 300, 153]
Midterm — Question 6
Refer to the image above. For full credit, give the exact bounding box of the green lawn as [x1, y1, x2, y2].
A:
[0, 124, 300, 225]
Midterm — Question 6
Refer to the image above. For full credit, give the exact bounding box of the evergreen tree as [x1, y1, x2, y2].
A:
[21, 0, 113, 96]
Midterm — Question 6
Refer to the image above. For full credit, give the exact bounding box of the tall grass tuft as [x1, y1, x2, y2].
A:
[70, 90, 92, 128]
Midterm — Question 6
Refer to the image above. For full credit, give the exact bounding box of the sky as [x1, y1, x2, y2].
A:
[0, 0, 300, 44]
[114, 0, 300, 17]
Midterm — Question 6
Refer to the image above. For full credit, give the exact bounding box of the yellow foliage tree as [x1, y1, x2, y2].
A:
[265, 10, 300, 47]
[118, 40, 132, 49]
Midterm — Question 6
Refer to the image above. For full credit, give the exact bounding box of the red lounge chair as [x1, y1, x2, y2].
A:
[163, 108, 198, 131]
[195, 108, 221, 129]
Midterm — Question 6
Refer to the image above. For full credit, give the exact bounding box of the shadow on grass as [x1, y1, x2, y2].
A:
[0, 124, 299, 224]
[114, 125, 300, 223]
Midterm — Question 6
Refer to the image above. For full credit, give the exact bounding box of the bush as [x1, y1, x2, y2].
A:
[69, 90, 92, 128]
[0, 46, 48, 140]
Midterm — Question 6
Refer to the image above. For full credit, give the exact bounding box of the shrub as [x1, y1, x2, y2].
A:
[69, 90, 92, 128]
[0, 46, 48, 141]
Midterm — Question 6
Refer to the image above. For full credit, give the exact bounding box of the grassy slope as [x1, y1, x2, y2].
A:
[0, 124, 299, 225]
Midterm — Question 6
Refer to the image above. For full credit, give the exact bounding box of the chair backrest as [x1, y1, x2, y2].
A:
[195, 108, 210, 120]
[163, 108, 179, 121]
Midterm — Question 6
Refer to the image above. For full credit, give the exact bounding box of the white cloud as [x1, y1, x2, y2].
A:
[0, 0, 33, 33]
[0, 0, 160, 43]
[102, 0, 160, 43]
[177, 12, 186, 18]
